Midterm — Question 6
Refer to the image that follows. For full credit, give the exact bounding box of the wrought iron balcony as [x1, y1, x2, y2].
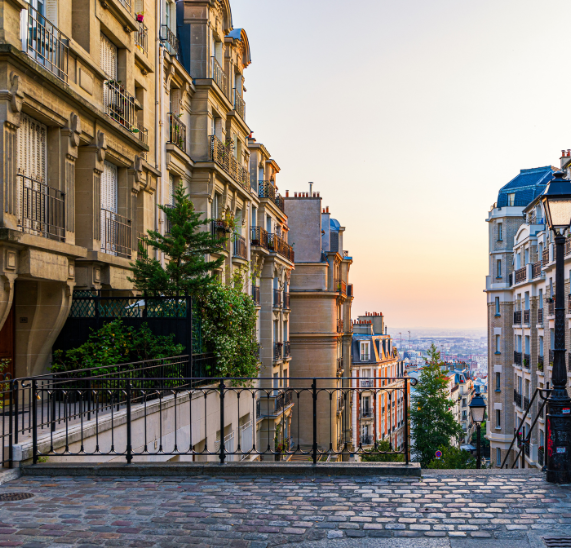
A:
[523, 354, 530, 369]
[267, 233, 294, 262]
[251, 226, 269, 249]
[104, 80, 136, 130]
[283, 341, 291, 358]
[23, 5, 69, 82]
[233, 235, 247, 260]
[361, 409, 373, 419]
[273, 289, 282, 308]
[337, 319, 344, 333]
[210, 135, 249, 188]
[135, 21, 148, 55]
[549, 299, 555, 316]
[118, 0, 131, 11]
[538, 448, 544, 465]
[360, 379, 374, 388]
[347, 284, 353, 297]
[274, 390, 293, 413]
[337, 280, 347, 295]
[524, 396, 530, 411]
[523, 309, 530, 324]
[537, 354, 544, 372]
[513, 310, 522, 324]
[543, 248, 550, 266]
[17, 174, 65, 242]
[211, 56, 227, 95]
[251, 285, 260, 306]
[100, 209, 132, 259]
[514, 351, 522, 365]
[550, 349, 554, 366]
[167, 113, 186, 153]
[532, 261, 542, 279]
[361, 435, 373, 446]
[274, 342, 283, 360]
[160, 25, 179, 57]
[233, 88, 245, 119]
[283, 291, 290, 309]
[275, 194, 285, 212]
[514, 389, 522, 408]
[135, 121, 148, 153]
[538, 308, 543, 323]
[514, 266, 526, 284]
[258, 181, 276, 201]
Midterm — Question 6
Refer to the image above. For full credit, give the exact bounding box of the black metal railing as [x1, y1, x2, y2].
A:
[550, 349, 555, 366]
[258, 181, 276, 201]
[104, 80, 136, 130]
[251, 286, 260, 306]
[543, 248, 550, 266]
[267, 233, 294, 262]
[347, 284, 353, 297]
[523, 309, 530, 324]
[274, 342, 283, 360]
[283, 341, 291, 358]
[275, 194, 285, 212]
[17, 173, 65, 242]
[523, 354, 530, 369]
[233, 235, 247, 259]
[100, 209, 132, 259]
[233, 88, 245, 119]
[160, 24, 179, 57]
[24, 5, 69, 82]
[211, 57, 227, 95]
[273, 289, 282, 308]
[538, 308, 543, 323]
[538, 448, 544, 466]
[532, 261, 542, 279]
[210, 135, 249, 188]
[514, 389, 522, 407]
[514, 351, 522, 365]
[361, 435, 373, 446]
[514, 267, 526, 284]
[361, 408, 373, 418]
[514, 310, 522, 324]
[251, 226, 268, 249]
[549, 299, 555, 315]
[283, 291, 290, 309]
[537, 354, 544, 372]
[168, 113, 186, 152]
[135, 21, 148, 55]
[524, 396, 530, 411]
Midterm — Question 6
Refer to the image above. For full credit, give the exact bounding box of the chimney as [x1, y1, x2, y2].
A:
[285, 190, 289, 197]
[309, 182, 313, 196]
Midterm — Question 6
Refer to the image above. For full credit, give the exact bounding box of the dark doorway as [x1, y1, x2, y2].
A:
[0, 304, 15, 378]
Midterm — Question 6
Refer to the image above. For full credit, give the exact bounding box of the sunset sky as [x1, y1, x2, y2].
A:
[231, 0, 571, 329]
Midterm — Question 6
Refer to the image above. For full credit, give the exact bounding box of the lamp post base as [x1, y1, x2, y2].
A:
[546, 395, 571, 484]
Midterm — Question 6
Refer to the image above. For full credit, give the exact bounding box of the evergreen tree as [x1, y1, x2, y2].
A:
[129, 183, 226, 296]
[410, 344, 463, 467]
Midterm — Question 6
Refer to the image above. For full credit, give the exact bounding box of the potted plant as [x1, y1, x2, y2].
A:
[136, 11, 144, 21]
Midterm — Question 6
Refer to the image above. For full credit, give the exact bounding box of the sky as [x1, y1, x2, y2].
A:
[230, 0, 571, 330]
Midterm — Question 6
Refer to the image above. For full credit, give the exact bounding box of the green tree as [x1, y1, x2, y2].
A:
[129, 183, 226, 297]
[410, 344, 463, 467]
[360, 439, 405, 462]
[426, 445, 476, 469]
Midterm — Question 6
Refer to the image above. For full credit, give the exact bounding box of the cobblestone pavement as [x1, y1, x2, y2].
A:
[0, 471, 569, 547]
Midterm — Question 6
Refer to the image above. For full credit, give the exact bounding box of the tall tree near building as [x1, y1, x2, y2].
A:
[129, 183, 226, 296]
[410, 344, 463, 467]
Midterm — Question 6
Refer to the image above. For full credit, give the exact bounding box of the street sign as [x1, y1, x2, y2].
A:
[435, 450, 442, 459]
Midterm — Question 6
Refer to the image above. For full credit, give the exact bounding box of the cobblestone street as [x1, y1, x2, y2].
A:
[0, 470, 568, 547]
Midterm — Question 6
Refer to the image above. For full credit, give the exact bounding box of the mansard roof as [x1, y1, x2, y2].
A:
[496, 166, 556, 208]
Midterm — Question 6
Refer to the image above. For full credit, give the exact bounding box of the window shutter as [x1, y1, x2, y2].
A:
[45, 0, 57, 26]
[17, 113, 47, 181]
[100, 34, 117, 78]
[168, 174, 175, 205]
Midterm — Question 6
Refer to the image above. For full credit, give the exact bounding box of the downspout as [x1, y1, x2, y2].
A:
[156, 0, 165, 267]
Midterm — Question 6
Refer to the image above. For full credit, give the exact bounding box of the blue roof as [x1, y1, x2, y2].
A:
[226, 29, 242, 40]
[330, 218, 340, 231]
[497, 166, 555, 208]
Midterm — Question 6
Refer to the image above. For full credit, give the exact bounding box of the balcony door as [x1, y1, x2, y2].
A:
[100, 161, 118, 255]
[101, 34, 118, 120]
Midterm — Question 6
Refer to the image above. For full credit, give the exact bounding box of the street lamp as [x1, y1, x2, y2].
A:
[541, 171, 571, 483]
[469, 394, 486, 469]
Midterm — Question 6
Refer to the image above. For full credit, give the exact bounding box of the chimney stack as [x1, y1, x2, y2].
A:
[285, 190, 289, 197]
[309, 182, 313, 196]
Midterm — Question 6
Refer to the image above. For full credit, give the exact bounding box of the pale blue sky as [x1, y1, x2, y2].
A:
[231, 0, 570, 329]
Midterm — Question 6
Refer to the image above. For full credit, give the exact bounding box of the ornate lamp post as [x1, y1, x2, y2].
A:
[469, 394, 486, 469]
[541, 171, 571, 483]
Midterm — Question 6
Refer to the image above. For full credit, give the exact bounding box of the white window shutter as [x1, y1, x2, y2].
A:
[45, 0, 57, 27]
[168, 174, 175, 205]
[100, 34, 117, 78]
[17, 114, 47, 181]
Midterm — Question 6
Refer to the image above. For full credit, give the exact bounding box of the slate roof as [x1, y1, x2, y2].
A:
[496, 166, 556, 208]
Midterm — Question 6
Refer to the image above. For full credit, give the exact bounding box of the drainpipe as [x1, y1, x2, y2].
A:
[154, 0, 161, 263]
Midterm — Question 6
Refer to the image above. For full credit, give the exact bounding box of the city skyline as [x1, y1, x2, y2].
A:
[231, 0, 571, 329]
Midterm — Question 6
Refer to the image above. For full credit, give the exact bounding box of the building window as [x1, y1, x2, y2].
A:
[495, 297, 500, 316]
[360, 341, 370, 361]
[496, 409, 501, 429]
[496, 447, 501, 466]
[495, 335, 501, 354]
[496, 259, 502, 278]
[539, 336, 544, 357]
[507, 193, 515, 206]
[498, 223, 503, 241]
[495, 372, 500, 391]
[100, 161, 118, 256]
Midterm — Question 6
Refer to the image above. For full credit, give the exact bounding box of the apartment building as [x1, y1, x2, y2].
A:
[284, 188, 353, 456]
[0, 0, 157, 377]
[486, 164, 558, 469]
[351, 312, 406, 452]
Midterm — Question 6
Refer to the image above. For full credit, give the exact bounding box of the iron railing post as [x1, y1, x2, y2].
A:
[312, 378, 317, 464]
[13, 381, 18, 445]
[404, 380, 409, 465]
[219, 379, 225, 464]
[32, 380, 38, 465]
[126, 381, 132, 463]
[476, 423, 481, 469]
[8, 379, 13, 469]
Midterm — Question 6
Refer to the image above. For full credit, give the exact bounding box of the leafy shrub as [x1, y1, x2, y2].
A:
[360, 439, 404, 462]
[426, 445, 476, 469]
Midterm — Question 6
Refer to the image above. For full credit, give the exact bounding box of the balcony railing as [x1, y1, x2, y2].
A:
[100, 209, 132, 259]
[538, 308, 543, 323]
[549, 299, 555, 316]
[251, 226, 269, 249]
[135, 21, 148, 55]
[550, 349, 555, 366]
[210, 135, 250, 188]
[273, 289, 282, 308]
[267, 233, 294, 262]
[104, 80, 136, 130]
[274, 342, 283, 360]
[258, 181, 276, 201]
[251, 286, 260, 306]
[23, 5, 69, 82]
[514, 267, 526, 284]
[514, 351, 522, 365]
[360, 435, 373, 446]
[135, 121, 148, 150]
[160, 25, 179, 57]
[360, 379, 375, 388]
[283, 341, 291, 358]
[211, 56, 227, 95]
[283, 291, 290, 309]
[524, 396, 530, 411]
[361, 409, 373, 419]
[233, 235, 247, 260]
[532, 261, 542, 279]
[233, 88, 245, 119]
[523, 354, 530, 369]
[513, 310, 521, 324]
[275, 194, 285, 212]
[523, 309, 530, 324]
[514, 390, 522, 408]
[168, 113, 186, 153]
[543, 248, 550, 266]
[337, 319, 344, 333]
[17, 174, 65, 242]
[118, 0, 131, 11]
[537, 354, 544, 372]
[538, 448, 544, 466]
[337, 280, 347, 295]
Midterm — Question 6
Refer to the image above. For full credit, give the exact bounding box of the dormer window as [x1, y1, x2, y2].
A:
[360, 341, 370, 361]
[507, 193, 515, 206]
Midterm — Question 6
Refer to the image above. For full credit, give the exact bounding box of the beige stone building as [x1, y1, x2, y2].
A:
[0, 0, 158, 378]
[284, 188, 353, 456]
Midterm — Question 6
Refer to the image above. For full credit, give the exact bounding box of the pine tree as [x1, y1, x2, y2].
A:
[129, 183, 226, 296]
[410, 344, 463, 467]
